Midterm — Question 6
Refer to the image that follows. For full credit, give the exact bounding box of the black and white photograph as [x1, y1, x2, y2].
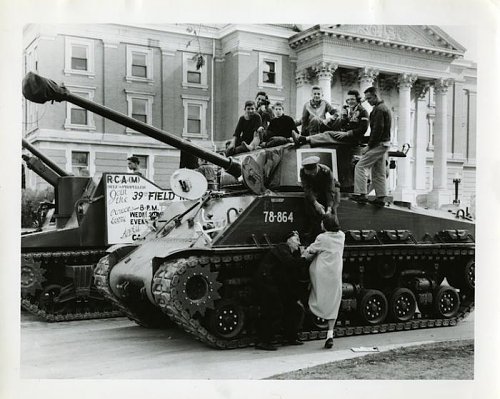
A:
[2, 1, 499, 399]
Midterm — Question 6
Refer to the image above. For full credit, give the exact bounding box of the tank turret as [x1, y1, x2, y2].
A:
[23, 73, 475, 348]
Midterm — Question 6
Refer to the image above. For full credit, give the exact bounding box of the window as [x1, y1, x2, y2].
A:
[64, 86, 96, 130]
[72, 151, 89, 176]
[258, 52, 282, 89]
[64, 37, 94, 77]
[263, 61, 276, 84]
[182, 52, 208, 89]
[132, 98, 147, 122]
[126, 45, 153, 82]
[125, 91, 154, 132]
[187, 105, 201, 134]
[181, 95, 209, 138]
[132, 154, 148, 177]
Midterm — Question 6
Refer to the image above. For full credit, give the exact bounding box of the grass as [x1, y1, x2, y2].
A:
[267, 339, 474, 380]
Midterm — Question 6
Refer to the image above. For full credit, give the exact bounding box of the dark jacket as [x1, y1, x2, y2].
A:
[233, 113, 263, 145]
[254, 243, 306, 301]
[300, 163, 339, 209]
[334, 104, 369, 143]
[368, 100, 392, 148]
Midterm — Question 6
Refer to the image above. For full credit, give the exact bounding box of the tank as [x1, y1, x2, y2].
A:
[21, 138, 125, 321]
[23, 72, 474, 347]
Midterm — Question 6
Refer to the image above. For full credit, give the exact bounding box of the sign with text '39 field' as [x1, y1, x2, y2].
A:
[103, 173, 181, 244]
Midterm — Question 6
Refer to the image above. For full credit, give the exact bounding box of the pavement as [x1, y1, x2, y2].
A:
[19, 311, 474, 379]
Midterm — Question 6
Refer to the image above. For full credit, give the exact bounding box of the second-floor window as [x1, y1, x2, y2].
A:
[258, 52, 282, 89]
[181, 95, 208, 138]
[125, 91, 154, 133]
[126, 45, 153, 82]
[64, 86, 96, 130]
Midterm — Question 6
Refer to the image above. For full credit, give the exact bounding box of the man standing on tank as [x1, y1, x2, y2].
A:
[351, 87, 392, 206]
[253, 231, 307, 351]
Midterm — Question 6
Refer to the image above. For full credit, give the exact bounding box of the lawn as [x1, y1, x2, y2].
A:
[267, 339, 474, 380]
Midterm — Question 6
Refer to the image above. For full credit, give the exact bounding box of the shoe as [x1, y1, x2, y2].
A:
[285, 338, 304, 346]
[350, 194, 368, 204]
[324, 338, 334, 349]
[255, 342, 277, 351]
[294, 136, 308, 147]
[370, 197, 386, 207]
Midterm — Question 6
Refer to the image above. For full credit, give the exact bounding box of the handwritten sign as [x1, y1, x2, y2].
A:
[104, 173, 181, 244]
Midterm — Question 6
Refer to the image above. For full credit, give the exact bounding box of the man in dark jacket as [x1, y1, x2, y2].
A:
[253, 231, 307, 350]
[351, 86, 392, 206]
[300, 156, 341, 238]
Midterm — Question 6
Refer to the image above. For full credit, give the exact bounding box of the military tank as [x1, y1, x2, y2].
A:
[23, 72, 474, 348]
[21, 138, 123, 321]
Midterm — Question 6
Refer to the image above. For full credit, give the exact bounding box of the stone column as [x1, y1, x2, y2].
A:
[428, 78, 452, 208]
[295, 70, 310, 121]
[427, 114, 435, 150]
[313, 62, 337, 104]
[393, 73, 417, 202]
[358, 67, 379, 113]
[414, 81, 430, 191]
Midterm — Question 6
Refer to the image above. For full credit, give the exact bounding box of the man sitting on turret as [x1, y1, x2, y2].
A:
[226, 100, 264, 156]
[296, 90, 369, 146]
[260, 102, 300, 148]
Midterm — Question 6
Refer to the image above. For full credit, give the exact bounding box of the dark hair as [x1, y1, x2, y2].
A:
[256, 91, 268, 99]
[127, 156, 139, 164]
[347, 89, 362, 102]
[244, 100, 256, 108]
[363, 86, 378, 96]
[322, 213, 341, 232]
[273, 101, 284, 109]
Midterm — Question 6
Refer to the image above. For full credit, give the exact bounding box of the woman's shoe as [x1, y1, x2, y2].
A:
[324, 338, 333, 349]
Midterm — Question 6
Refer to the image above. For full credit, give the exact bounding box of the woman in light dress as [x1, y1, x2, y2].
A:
[302, 213, 345, 349]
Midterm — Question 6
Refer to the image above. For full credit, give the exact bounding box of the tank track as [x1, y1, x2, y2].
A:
[152, 245, 474, 349]
[93, 254, 173, 328]
[21, 250, 122, 322]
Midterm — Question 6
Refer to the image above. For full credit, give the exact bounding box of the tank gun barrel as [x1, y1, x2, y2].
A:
[22, 138, 70, 177]
[22, 72, 241, 178]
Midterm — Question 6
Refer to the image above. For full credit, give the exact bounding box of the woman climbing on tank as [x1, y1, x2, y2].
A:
[302, 213, 345, 349]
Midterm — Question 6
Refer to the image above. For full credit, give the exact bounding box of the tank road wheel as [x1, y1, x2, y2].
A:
[175, 258, 223, 317]
[21, 257, 45, 297]
[358, 289, 388, 325]
[206, 299, 246, 339]
[38, 284, 72, 315]
[388, 288, 417, 322]
[446, 258, 475, 292]
[433, 286, 460, 318]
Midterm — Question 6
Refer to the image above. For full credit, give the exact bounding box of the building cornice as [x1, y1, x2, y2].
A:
[289, 25, 464, 59]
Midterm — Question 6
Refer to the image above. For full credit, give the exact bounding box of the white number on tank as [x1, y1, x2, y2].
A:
[263, 211, 294, 223]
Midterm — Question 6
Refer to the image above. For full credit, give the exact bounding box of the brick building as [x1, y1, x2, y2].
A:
[22, 24, 476, 208]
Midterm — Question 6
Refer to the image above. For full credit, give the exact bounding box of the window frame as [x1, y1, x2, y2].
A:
[64, 37, 95, 77]
[182, 52, 208, 90]
[181, 94, 209, 139]
[258, 52, 283, 90]
[126, 45, 154, 83]
[128, 153, 149, 178]
[64, 85, 96, 131]
[125, 90, 154, 133]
